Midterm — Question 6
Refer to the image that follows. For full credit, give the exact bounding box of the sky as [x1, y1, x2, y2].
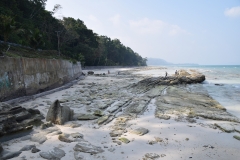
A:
[45, 0, 240, 65]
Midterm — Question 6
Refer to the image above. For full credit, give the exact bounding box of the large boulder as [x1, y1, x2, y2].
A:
[46, 100, 74, 125]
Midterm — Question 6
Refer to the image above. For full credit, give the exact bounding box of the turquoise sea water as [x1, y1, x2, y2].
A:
[194, 65, 240, 117]
[135, 65, 240, 117]
[142, 65, 240, 84]
[182, 65, 240, 117]
[176, 65, 240, 85]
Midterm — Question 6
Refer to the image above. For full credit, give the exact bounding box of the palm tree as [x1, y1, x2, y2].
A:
[29, 29, 45, 49]
[0, 15, 24, 42]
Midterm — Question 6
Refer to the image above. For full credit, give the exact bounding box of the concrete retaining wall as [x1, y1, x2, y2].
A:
[0, 57, 81, 101]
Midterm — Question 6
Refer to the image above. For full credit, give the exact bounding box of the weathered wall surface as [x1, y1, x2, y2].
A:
[0, 57, 81, 101]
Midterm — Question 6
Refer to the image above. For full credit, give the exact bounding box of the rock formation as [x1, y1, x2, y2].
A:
[73, 141, 104, 154]
[154, 85, 240, 123]
[46, 100, 74, 125]
[87, 71, 94, 75]
[129, 127, 149, 136]
[39, 147, 65, 160]
[143, 153, 160, 160]
[0, 150, 22, 160]
[131, 70, 205, 93]
[0, 102, 43, 137]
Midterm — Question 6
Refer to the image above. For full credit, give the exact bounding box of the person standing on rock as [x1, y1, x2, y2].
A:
[175, 70, 178, 76]
[165, 72, 168, 77]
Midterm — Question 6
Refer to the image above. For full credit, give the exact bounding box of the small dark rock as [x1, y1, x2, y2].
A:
[88, 71, 94, 75]
[71, 132, 83, 139]
[20, 145, 35, 151]
[31, 147, 41, 153]
[27, 108, 40, 114]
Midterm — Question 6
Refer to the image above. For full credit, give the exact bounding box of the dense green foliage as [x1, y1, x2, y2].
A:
[0, 0, 147, 66]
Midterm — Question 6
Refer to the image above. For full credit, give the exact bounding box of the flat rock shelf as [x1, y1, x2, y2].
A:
[0, 67, 240, 160]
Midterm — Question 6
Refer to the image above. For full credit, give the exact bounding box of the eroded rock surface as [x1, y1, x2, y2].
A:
[31, 133, 47, 144]
[73, 141, 104, 154]
[74, 151, 85, 160]
[58, 133, 74, 143]
[1, 68, 238, 160]
[19, 145, 36, 151]
[0, 103, 43, 137]
[131, 70, 205, 94]
[0, 151, 22, 160]
[77, 114, 98, 120]
[233, 135, 240, 141]
[39, 147, 65, 160]
[143, 153, 160, 160]
[129, 127, 149, 136]
[46, 100, 74, 125]
[30, 126, 61, 144]
[155, 86, 240, 123]
[118, 137, 130, 144]
[31, 146, 41, 153]
[215, 123, 240, 133]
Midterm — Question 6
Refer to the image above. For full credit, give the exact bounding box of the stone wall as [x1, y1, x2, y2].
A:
[0, 57, 81, 101]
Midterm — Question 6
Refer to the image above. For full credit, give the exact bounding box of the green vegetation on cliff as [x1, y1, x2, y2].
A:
[0, 0, 147, 66]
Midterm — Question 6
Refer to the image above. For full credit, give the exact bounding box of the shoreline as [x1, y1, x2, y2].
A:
[1, 66, 240, 160]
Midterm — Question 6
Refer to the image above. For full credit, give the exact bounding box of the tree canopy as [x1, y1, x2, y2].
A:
[0, 0, 147, 66]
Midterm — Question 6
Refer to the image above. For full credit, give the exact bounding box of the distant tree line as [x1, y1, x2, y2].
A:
[0, 0, 147, 66]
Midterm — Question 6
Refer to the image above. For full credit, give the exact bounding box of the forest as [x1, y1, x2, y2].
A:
[0, 0, 147, 66]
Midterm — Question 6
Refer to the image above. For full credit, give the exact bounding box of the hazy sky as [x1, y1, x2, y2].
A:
[46, 0, 240, 65]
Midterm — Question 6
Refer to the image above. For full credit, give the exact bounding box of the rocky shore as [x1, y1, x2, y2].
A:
[1, 67, 240, 160]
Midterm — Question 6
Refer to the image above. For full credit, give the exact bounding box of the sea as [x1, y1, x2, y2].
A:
[134, 65, 240, 118]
